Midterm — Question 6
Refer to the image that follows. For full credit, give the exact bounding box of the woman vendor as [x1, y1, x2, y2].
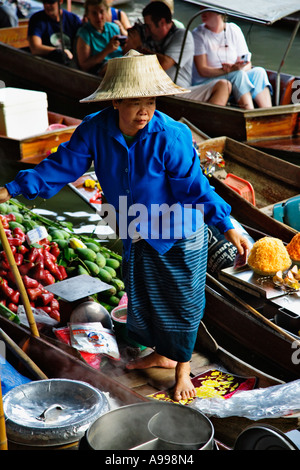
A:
[0, 50, 249, 401]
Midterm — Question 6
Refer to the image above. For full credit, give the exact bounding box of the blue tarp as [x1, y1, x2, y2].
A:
[0, 354, 31, 395]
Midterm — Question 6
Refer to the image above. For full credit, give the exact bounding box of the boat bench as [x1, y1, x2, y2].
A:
[0, 24, 29, 49]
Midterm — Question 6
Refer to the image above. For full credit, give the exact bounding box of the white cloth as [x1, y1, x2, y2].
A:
[192, 22, 249, 84]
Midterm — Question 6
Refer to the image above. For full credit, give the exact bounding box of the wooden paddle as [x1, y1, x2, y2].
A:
[0, 218, 39, 337]
[206, 273, 299, 344]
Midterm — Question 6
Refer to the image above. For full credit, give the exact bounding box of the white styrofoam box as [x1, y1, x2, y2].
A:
[0, 87, 49, 139]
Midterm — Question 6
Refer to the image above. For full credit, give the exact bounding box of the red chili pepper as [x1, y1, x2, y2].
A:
[39, 306, 52, 314]
[18, 245, 29, 255]
[18, 262, 35, 276]
[50, 298, 60, 310]
[50, 242, 60, 259]
[27, 286, 44, 301]
[23, 275, 39, 289]
[0, 269, 7, 277]
[7, 303, 18, 313]
[0, 260, 9, 271]
[10, 290, 20, 305]
[4, 229, 12, 237]
[30, 262, 45, 282]
[13, 227, 26, 242]
[41, 272, 55, 286]
[0, 299, 6, 306]
[57, 265, 67, 280]
[40, 291, 54, 306]
[49, 309, 60, 321]
[7, 237, 23, 247]
[4, 213, 16, 222]
[28, 247, 40, 263]
[14, 253, 24, 266]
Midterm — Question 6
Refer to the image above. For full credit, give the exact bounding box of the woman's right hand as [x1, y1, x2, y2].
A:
[0, 187, 11, 203]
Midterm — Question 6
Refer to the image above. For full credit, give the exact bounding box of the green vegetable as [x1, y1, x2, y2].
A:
[95, 252, 106, 268]
[97, 267, 112, 283]
[103, 266, 117, 278]
[77, 265, 89, 276]
[76, 248, 97, 262]
[85, 242, 100, 253]
[8, 221, 25, 232]
[84, 261, 100, 275]
[105, 258, 120, 270]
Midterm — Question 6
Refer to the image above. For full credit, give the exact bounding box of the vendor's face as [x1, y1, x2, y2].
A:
[113, 98, 156, 136]
[201, 11, 221, 27]
[86, 4, 108, 31]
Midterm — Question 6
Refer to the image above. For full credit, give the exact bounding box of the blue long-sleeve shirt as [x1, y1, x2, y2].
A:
[6, 107, 234, 259]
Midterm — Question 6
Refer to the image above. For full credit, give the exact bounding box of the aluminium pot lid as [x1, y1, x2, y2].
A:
[3, 379, 110, 446]
[234, 425, 300, 450]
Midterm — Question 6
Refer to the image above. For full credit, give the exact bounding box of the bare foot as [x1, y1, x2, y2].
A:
[126, 351, 177, 370]
[173, 362, 196, 402]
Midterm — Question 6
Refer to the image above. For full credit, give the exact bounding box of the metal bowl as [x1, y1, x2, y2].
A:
[82, 401, 214, 450]
[70, 301, 113, 329]
[3, 379, 110, 446]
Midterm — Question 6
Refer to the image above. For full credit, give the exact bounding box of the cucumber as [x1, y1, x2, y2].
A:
[111, 278, 125, 292]
[107, 295, 120, 306]
[117, 290, 126, 299]
[85, 260, 100, 275]
[8, 221, 25, 232]
[97, 267, 112, 283]
[76, 248, 97, 262]
[103, 266, 117, 278]
[105, 258, 120, 270]
[85, 242, 100, 253]
[49, 229, 66, 240]
[77, 265, 89, 276]
[0, 203, 9, 214]
[52, 239, 69, 249]
[9, 212, 23, 223]
[95, 252, 106, 268]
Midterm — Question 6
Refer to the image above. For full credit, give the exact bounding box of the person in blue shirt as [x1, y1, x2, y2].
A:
[76, 0, 123, 75]
[0, 50, 249, 402]
[28, 0, 82, 65]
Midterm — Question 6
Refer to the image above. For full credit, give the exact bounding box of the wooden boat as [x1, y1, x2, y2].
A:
[1, 312, 299, 450]
[182, 118, 299, 243]
[0, 197, 299, 449]
[1, 25, 300, 162]
[0, 111, 81, 164]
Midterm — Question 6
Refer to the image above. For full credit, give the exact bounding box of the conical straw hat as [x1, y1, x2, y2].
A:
[80, 50, 190, 102]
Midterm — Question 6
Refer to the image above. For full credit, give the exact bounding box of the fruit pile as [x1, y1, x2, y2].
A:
[0, 199, 124, 323]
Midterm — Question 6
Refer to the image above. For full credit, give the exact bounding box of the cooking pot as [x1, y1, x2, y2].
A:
[80, 401, 214, 450]
[3, 379, 110, 447]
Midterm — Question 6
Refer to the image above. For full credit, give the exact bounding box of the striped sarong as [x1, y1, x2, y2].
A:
[122, 225, 208, 362]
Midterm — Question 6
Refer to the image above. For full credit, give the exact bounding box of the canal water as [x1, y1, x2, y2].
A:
[1, 0, 300, 230]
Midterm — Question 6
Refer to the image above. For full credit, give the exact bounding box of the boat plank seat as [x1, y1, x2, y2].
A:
[267, 70, 296, 105]
[0, 24, 29, 49]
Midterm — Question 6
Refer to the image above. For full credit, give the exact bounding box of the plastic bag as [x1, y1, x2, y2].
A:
[69, 322, 120, 360]
[191, 379, 300, 420]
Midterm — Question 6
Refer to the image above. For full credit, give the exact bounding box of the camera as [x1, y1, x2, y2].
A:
[118, 35, 127, 47]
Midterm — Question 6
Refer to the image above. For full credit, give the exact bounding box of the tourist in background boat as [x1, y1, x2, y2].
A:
[192, 9, 272, 109]
[151, 0, 184, 29]
[0, 0, 42, 27]
[105, 0, 131, 34]
[76, 0, 124, 75]
[27, 0, 82, 65]
[124, 1, 232, 106]
[0, 50, 249, 402]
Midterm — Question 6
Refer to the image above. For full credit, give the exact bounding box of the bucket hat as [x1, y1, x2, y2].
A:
[80, 50, 190, 102]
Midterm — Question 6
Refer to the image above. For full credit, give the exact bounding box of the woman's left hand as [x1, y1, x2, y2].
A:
[224, 228, 250, 255]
